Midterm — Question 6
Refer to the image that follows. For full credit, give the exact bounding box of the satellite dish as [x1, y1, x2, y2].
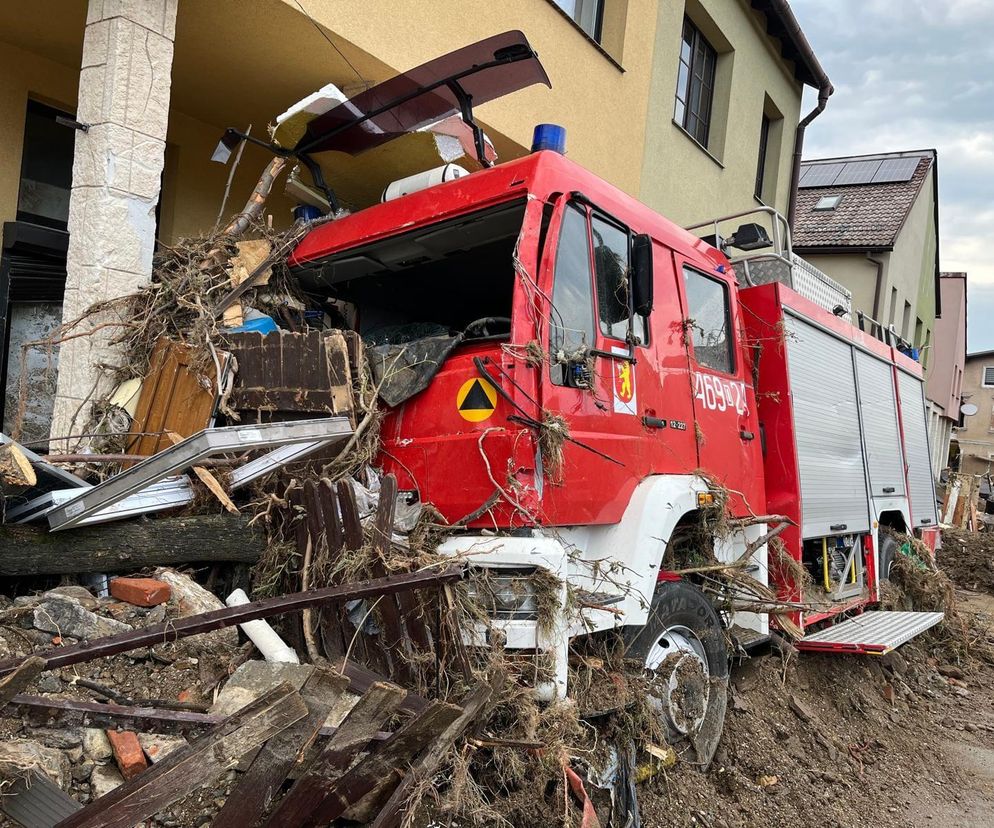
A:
[961, 403, 979, 416]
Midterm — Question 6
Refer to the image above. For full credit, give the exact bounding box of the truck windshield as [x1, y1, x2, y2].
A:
[298, 200, 526, 345]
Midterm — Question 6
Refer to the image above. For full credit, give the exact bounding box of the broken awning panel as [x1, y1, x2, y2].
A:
[293, 30, 551, 156]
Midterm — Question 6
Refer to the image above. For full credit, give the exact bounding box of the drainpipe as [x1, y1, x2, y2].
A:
[765, 0, 835, 228]
[868, 254, 885, 319]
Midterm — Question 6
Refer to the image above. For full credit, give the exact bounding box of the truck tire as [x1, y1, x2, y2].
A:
[878, 533, 900, 582]
[626, 580, 729, 767]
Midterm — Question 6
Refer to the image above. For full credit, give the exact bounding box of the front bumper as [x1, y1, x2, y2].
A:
[437, 533, 569, 700]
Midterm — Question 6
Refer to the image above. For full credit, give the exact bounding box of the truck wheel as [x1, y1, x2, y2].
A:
[878, 533, 900, 581]
[626, 580, 729, 767]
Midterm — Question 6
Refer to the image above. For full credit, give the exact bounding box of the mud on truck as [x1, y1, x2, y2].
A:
[241, 31, 944, 765]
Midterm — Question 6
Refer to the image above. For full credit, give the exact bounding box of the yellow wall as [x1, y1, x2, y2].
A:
[639, 0, 803, 226]
[0, 0, 810, 247]
[273, 0, 659, 198]
[0, 40, 79, 228]
[803, 252, 879, 317]
[160, 111, 297, 242]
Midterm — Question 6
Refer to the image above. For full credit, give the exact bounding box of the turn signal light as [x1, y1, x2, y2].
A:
[697, 492, 716, 507]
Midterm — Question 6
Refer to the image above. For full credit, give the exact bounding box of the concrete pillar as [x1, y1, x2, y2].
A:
[50, 0, 177, 451]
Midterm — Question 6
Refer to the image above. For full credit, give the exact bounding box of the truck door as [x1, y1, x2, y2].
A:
[675, 259, 765, 517]
[539, 198, 664, 523]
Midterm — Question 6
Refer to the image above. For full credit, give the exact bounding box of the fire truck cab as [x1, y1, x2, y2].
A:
[290, 148, 942, 762]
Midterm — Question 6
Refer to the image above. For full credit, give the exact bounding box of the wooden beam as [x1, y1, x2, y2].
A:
[8, 694, 392, 743]
[261, 682, 407, 828]
[0, 567, 463, 677]
[57, 682, 307, 828]
[213, 668, 350, 828]
[369, 685, 492, 828]
[303, 701, 462, 827]
[0, 657, 45, 710]
[0, 515, 264, 576]
[0, 442, 36, 495]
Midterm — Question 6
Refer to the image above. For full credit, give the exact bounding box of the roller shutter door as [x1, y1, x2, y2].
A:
[785, 315, 870, 537]
[896, 370, 938, 527]
[854, 350, 905, 498]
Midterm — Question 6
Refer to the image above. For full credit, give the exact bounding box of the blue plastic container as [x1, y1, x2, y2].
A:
[531, 124, 567, 155]
[224, 312, 278, 335]
[293, 204, 323, 222]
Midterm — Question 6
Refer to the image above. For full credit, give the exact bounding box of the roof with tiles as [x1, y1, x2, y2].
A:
[792, 151, 934, 250]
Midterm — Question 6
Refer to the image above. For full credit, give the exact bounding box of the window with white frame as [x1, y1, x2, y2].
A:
[553, 0, 604, 41]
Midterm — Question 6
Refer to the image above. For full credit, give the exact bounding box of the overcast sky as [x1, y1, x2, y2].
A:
[791, 0, 994, 353]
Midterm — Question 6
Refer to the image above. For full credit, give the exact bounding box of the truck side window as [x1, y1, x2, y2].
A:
[550, 204, 595, 384]
[591, 214, 648, 345]
[682, 266, 734, 373]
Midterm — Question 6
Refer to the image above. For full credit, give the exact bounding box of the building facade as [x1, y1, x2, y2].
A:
[791, 150, 941, 367]
[638, 0, 827, 227]
[958, 350, 994, 478]
[925, 273, 967, 477]
[0, 0, 827, 448]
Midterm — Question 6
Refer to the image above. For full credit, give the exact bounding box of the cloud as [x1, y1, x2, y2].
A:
[792, 0, 994, 348]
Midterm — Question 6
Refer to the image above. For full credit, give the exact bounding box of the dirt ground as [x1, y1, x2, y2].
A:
[2, 533, 994, 827]
[938, 528, 994, 595]
[635, 535, 994, 828]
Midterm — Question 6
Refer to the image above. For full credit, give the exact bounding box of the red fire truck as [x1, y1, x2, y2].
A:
[265, 32, 945, 763]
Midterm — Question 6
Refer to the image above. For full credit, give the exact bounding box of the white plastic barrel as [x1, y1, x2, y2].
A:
[381, 163, 469, 202]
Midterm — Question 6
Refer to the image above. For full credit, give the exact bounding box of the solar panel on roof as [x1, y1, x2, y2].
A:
[834, 159, 883, 185]
[799, 163, 845, 187]
[797, 166, 814, 186]
[871, 156, 921, 183]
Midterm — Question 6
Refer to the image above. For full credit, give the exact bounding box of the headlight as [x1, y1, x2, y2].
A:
[466, 568, 539, 619]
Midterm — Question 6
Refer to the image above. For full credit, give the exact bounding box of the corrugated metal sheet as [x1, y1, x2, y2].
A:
[896, 370, 939, 527]
[854, 350, 905, 497]
[785, 314, 870, 537]
[1, 770, 81, 828]
[797, 610, 944, 654]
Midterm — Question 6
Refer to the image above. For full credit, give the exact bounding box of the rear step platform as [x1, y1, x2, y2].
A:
[795, 611, 944, 655]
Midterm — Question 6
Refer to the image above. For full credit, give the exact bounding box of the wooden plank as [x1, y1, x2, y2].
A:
[319, 478, 344, 558]
[317, 478, 348, 659]
[368, 685, 493, 828]
[0, 567, 464, 677]
[212, 669, 350, 828]
[336, 479, 364, 550]
[56, 683, 308, 828]
[332, 479, 397, 672]
[0, 656, 45, 710]
[375, 475, 432, 655]
[364, 475, 414, 685]
[0, 442, 37, 496]
[261, 682, 408, 828]
[291, 701, 462, 828]
[9, 694, 393, 742]
[331, 659, 428, 715]
[0, 515, 264, 576]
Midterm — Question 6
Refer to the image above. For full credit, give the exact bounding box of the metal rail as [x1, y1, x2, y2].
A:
[46, 418, 352, 531]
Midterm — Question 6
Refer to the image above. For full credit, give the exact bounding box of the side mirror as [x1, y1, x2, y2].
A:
[631, 233, 653, 316]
